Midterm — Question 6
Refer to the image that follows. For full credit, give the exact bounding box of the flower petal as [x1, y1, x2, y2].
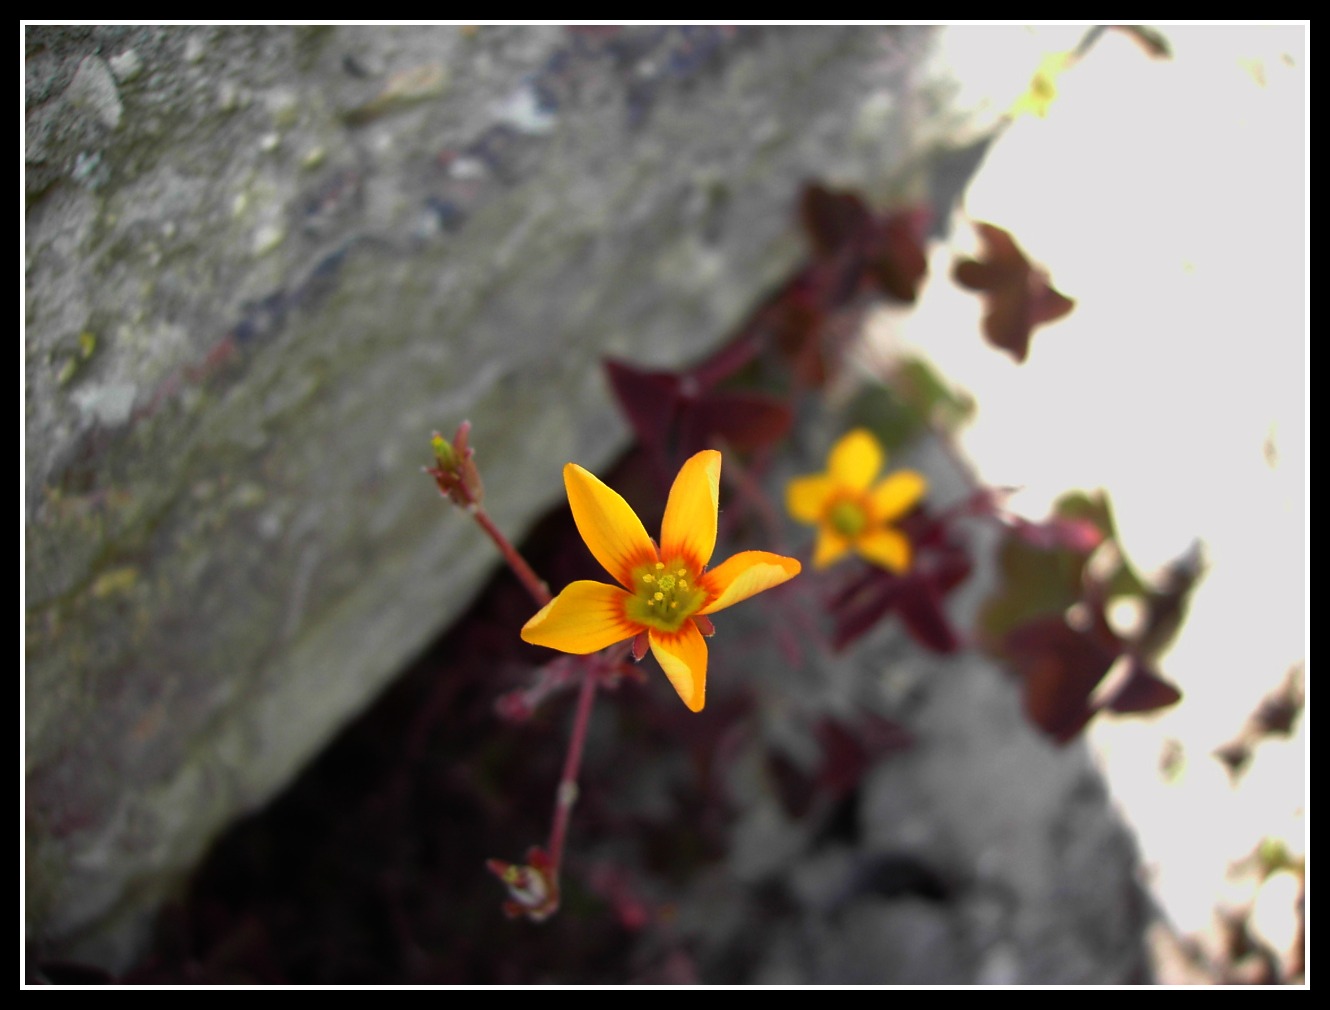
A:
[813, 527, 852, 569]
[856, 527, 912, 573]
[660, 449, 720, 569]
[828, 429, 883, 492]
[521, 580, 639, 654]
[699, 551, 801, 615]
[869, 470, 928, 523]
[564, 462, 658, 588]
[649, 621, 708, 712]
[786, 474, 836, 523]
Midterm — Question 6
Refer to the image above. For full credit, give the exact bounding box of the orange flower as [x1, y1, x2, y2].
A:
[787, 429, 928, 572]
[521, 450, 801, 712]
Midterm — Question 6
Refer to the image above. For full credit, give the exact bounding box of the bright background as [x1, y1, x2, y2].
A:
[871, 24, 1307, 982]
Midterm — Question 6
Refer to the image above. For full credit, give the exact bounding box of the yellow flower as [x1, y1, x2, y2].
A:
[521, 450, 801, 713]
[787, 429, 928, 572]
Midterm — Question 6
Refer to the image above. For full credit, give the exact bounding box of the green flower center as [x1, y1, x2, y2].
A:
[626, 558, 707, 633]
[828, 499, 868, 538]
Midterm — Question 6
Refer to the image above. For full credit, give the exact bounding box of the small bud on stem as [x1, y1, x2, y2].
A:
[427, 421, 484, 508]
[425, 422, 549, 606]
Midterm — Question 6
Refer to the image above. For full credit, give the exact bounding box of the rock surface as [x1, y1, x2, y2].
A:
[25, 25, 1000, 968]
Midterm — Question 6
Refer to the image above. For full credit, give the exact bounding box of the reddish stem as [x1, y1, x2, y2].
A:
[546, 660, 599, 874]
[470, 505, 552, 607]
[545, 640, 631, 878]
[432, 434, 612, 910]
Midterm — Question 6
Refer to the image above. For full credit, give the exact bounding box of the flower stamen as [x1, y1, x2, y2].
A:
[625, 557, 707, 633]
[829, 499, 868, 538]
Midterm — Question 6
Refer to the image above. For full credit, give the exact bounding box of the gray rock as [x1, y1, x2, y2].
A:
[24, 25, 999, 969]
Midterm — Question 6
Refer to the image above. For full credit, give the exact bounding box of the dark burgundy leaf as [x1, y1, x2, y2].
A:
[1005, 617, 1117, 744]
[1252, 667, 1303, 737]
[1134, 542, 1204, 660]
[1214, 740, 1251, 777]
[896, 585, 961, 654]
[681, 389, 792, 453]
[767, 274, 833, 386]
[1101, 657, 1182, 714]
[604, 355, 793, 476]
[831, 570, 907, 651]
[604, 359, 681, 454]
[953, 222, 1075, 363]
[895, 551, 972, 653]
[829, 517, 972, 654]
[867, 207, 931, 303]
[800, 183, 873, 257]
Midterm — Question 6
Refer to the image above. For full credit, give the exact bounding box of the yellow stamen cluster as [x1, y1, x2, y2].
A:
[626, 559, 706, 632]
[642, 562, 695, 609]
[828, 499, 868, 539]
